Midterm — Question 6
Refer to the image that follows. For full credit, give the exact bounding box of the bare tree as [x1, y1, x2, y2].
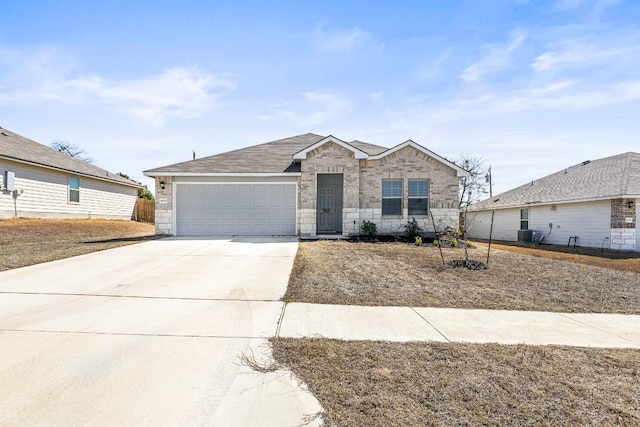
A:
[51, 140, 94, 164]
[458, 154, 489, 209]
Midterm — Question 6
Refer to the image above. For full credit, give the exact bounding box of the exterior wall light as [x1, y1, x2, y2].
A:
[160, 180, 165, 190]
[627, 200, 635, 209]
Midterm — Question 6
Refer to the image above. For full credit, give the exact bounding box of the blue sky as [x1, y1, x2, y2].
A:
[1, 0, 639, 195]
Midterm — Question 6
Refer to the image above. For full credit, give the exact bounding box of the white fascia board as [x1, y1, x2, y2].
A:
[292, 135, 368, 160]
[468, 194, 638, 211]
[2, 155, 141, 188]
[144, 172, 301, 177]
[368, 140, 471, 177]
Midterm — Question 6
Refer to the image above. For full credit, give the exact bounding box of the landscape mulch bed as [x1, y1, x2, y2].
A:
[271, 338, 640, 427]
[284, 240, 640, 313]
[0, 218, 157, 271]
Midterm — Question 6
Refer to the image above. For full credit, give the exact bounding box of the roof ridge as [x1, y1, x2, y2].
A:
[0, 128, 139, 187]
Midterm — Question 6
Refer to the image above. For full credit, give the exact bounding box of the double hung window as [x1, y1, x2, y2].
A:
[381, 180, 402, 216]
[408, 180, 429, 215]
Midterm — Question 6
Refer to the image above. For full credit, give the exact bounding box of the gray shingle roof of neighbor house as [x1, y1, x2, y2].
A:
[144, 133, 468, 176]
[469, 152, 640, 211]
[0, 126, 141, 188]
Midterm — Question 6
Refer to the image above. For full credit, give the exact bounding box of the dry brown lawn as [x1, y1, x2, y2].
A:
[0, 218, 156, 271]
[479, 241, 640, 273]
[271, 338, 640, 427]
[285, 240, 640, 313]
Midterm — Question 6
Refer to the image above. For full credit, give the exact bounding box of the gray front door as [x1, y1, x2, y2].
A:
[317, 174, 343, 234]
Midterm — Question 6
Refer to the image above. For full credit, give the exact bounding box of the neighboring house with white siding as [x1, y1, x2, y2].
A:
[1, 127, 140, 220]
[466, 152, 640, 251]
[144, 133, 469, 237]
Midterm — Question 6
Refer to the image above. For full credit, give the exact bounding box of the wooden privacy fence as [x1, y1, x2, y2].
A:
[134, 198, 155, 224]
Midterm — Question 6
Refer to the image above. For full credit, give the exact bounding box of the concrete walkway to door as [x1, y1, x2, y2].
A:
[0, 237, 322, 427]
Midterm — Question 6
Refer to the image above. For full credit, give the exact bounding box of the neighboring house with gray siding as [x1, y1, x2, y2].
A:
[466, 152, 640, 251]
[144, 133, 469, 237]
[1, 127, 140, 220]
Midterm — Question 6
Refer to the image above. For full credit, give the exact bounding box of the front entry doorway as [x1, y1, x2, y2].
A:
[316, 174, 343, 234]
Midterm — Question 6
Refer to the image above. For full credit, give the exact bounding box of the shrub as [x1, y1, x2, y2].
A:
[450, 237, 458, 247]
[361, 220, 377, 238]
[415, 236, 423, 246]
[404, 218, 423, 241]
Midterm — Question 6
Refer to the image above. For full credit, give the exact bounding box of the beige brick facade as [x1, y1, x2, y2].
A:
[298, 143, 461, 236]
[154, 176, 173, 235]
[149, 137, 464, 237]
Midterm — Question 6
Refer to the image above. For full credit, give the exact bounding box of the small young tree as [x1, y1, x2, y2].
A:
[457, 155, 489, 260]
[118, 172, 155, 200]
[51, 140, 94, 164]
[457, 154, 489, 210]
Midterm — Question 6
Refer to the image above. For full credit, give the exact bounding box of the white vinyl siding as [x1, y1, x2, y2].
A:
[0, 159, 137, 219]
[467, 209, 520, 242]
[467, 200, 613, 249]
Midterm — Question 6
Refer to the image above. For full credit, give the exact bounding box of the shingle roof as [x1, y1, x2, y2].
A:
[144, 133, 390, 175]
[469, 152, 640, 210]
[0, 127, 140, 187]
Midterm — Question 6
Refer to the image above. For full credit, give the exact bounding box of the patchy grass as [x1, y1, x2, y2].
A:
[478, 241, 640, 273]
[284, 241, 640, 313]
[271, 338, 640, 427]
[0, 218, 157, 271]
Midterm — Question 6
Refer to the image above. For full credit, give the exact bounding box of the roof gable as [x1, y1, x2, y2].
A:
[0, 127, 140, 188]
[369, 140, 470, 177]
[470, 152, 640, 210]
[293, 135, 369, 160]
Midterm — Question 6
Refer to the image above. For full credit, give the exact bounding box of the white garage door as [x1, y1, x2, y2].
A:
[175, 184, 296, 236]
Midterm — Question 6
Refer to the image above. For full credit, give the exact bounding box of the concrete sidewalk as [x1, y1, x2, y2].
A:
[278, 303, 640, 348]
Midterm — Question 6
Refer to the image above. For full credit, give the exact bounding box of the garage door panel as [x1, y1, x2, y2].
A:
[176, 184, 296, 236]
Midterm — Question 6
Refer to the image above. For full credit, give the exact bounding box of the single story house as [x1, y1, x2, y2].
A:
[466, 152, 640, 251]
[144, 133, 469, 237]
[1, 127, 140, 220]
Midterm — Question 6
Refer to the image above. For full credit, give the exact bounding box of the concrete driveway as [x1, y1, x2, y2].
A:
[0, 237, 321, 426]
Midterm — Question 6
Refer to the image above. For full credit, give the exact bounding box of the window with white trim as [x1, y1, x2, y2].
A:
[382, 179, 402, 216]
[408, 179, 429, 215]
[69, 175, 80, 203]
[520, 208, 529, 230]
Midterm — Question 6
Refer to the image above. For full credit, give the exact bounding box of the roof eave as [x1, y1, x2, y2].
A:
[368, 140, 471, 177]
[292, 135, 369, 160]
[468, 194, 640, 211]
[1, 155, 141, 188]
[143, 171, 301, 178]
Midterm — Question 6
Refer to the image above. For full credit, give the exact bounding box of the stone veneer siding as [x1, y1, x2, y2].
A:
[298, 142, 461, 236]
[610, 198, 637, 251]
[154, 176, 173, 235]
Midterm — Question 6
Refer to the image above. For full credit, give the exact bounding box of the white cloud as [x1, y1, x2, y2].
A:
[555, 0, 619, 11]
[0, 44, 235, 125]
[314, 25, 375, 53]
[274, 90, 351, 126]
[68, 67, 235, 125]
[460, 30, 526, 83]
[532, 39, 635, 72]
[369, 91, 385, 104]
